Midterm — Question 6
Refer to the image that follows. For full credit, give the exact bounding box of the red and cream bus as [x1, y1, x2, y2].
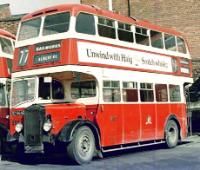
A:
[0, 29, 15, 153]
[9, 4, 192, 164]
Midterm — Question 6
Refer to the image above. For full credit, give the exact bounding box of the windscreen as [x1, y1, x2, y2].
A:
[12, 78, 36, 106]
[18, 18, 41, 41]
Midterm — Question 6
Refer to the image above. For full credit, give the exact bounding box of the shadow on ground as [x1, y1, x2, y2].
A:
[0, 140, 192, 166]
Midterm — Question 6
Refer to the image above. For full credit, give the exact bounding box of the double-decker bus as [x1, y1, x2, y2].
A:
[0, 29, 15, 153]
[9, 4, 193, 164]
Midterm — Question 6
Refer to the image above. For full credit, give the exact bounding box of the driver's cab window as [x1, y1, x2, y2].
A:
[39, 77, 64, 100]
[52, 80, 64, 99]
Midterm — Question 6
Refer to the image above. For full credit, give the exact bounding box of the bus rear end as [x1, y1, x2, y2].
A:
[0, 29, 15, 153]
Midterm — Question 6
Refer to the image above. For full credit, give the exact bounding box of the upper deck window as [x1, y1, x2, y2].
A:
[43, 12, 70, 36]
[0, 37, 13, 54]
[98, 17, 116, 39]
[76, 13, 95, 35]
[177, 37, 187, 54]
[150, 30, 163, 49]
[135, 27, 149, 46]
[18, 18, 41, 41]
[118, 22, 134, 43]
[164, 34, 177, 51]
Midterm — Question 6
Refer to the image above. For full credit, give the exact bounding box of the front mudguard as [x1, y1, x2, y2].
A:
[57, 120, 101, 150]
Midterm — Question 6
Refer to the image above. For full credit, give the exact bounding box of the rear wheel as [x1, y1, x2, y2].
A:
[165, 120, 179, 148]
[66, 126, 95, 164]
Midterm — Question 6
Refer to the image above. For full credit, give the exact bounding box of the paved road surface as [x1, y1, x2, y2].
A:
[1, 136, 200, 170]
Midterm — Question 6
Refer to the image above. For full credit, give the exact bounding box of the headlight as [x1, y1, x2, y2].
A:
[43, 121, 52, 132]
[15, 123, 23, 133]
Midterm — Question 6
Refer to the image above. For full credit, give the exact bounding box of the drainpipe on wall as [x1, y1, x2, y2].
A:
[128, 0, 131, 17]
[108, 0, 113, 11]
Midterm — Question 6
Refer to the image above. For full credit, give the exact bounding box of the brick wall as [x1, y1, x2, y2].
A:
[0, 4, 20, 35]
[0, 4, 11, 19]
[0, 19, 19, 35]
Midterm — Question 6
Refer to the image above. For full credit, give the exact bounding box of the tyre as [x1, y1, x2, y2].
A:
[66, 126, 95, 164]
[0, 137, 6, 154]
[165, 120, 179, 148]
[0, 139, 2, 154]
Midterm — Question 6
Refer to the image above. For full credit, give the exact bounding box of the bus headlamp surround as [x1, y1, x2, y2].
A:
[43, 120, 52, 132]
[15, 123, 23, 133]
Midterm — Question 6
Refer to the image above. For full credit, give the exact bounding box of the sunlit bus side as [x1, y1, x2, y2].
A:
[8, 4, 192, 164]
[0, 29, 15, 154]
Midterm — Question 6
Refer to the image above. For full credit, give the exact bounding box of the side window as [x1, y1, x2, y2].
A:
[71, 80, 96, 99]
[0, 37, 13, 54]
[7, 58, 12, 74]
[177, 37, 187, 54]
[52, 80, 64, 99]
[0, 84, 6, 106]
[118, 22, 134, 42]
[135, 27, 149, 46]
[98, 17, 116, 39]
[150, 30, 163, 49]
[76, 13, 96, 35]
[123, 82, 138, 102]
[169, 84, 181, 102]
[43, 12, 70, 36]
[164, 34, 177, 51]
[155, 84, 168, 102]
[103, 80, 120, 102]
[140, 83, 154, 102]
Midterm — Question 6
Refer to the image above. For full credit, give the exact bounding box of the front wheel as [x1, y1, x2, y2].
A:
[0, 139, 2, 154]
[66, 126, 95, 165]
[165, 120, 179, 148]
[0, 137, 6, 154]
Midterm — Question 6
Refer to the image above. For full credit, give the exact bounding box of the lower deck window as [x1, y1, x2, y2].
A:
[0, 84, 6, 106]
[103, 81, 120, 102]
[169, 84, 181, 102]
[123, 82, 138, 102]
[155, 84, 168, 102]
[140, 83, 154, 102]
[71, 80, 96, 99]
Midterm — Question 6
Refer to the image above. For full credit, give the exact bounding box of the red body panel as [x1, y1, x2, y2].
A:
[0, 108, 9, 128]
[95, 103, 187, 147]
[0, 57, 10, 78]
[45, 103, 86, 135]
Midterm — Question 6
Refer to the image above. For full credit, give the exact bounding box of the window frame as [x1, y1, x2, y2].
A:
[117, 22, 134, 43]
[140, 82, 154, 102]
[155, 83, 168, 102]
[135, 26, 150, 46]
[103, 80, 121, 102]
[122, 81, 138, 102]
[42, 11, 71, 36]
[150, 30, 164, 49]
[71, 80, 97, 99]
[75, 12, 96, 35]
[97, 16, 116, 39]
